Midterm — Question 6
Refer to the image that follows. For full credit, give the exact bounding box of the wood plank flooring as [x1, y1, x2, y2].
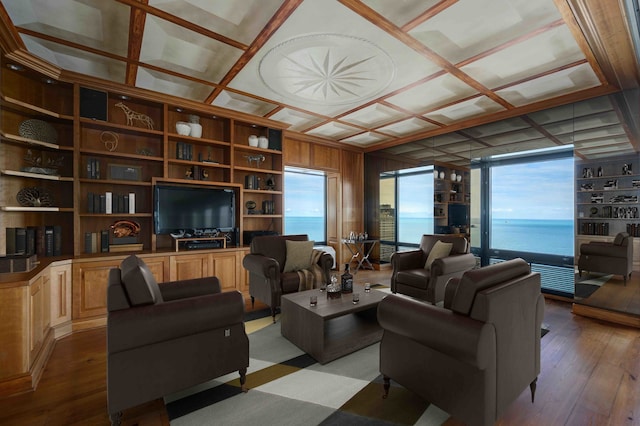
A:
[0, 268, 638, 425]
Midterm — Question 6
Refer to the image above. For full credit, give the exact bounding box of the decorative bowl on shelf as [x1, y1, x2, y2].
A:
[17, 187, 53, 207]
[19, 119, 58, 144]
[176, 121, 191, 136]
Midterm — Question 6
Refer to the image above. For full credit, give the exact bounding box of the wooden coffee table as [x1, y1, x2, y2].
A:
[280, 283, 387, 364]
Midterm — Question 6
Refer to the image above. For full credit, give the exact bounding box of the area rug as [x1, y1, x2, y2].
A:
[166, 288, 549, 426]
[165, 319, 450, 425]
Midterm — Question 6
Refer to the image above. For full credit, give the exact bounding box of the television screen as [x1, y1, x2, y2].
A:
[154, 184, 235, 234]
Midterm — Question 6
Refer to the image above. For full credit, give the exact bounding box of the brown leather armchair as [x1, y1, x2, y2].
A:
[578, 232, 633, 285]
[107, 255, 249, 425]
[390, 234, 476, 304]
[242, 234, 333, 322]
[378, 258, 544, 426]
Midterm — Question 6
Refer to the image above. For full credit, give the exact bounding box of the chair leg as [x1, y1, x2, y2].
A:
[529, 378, 537, 403]
[251, 296, 255, 309]
[271, 307, 276, 323]
[239, 368, 248, 393]
[382, 375, 391, 399]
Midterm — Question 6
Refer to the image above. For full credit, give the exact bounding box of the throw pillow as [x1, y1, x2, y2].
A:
[424, 240, 453, 269]
[283, 240, 315, 272]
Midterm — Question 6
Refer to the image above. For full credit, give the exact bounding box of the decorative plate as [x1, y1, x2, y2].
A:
[18, 119, 58, 144]
[17, 187, 53, 207]
[110, 220, 141, 238]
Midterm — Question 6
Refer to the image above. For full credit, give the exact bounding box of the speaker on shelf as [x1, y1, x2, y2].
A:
[268, 128, 282, 151]
[243, 230, 279, 245]
[79, 87, 108, 121]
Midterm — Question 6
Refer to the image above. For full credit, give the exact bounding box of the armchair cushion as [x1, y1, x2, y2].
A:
[396, 268, 431, 290]
[283, 239, 314, 272]
[425, 240, 453, 268]
[120, 254, 163, 306]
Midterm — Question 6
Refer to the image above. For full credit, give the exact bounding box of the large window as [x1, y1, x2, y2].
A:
[379, 166, 433, 260]
[471, 147, 575, 297]
[490, 158, 574, 256]
[284, 167, 326, 243]
[398, 169, 434, 244]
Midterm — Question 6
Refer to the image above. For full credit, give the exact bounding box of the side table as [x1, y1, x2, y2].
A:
[342, 239, 378, 272]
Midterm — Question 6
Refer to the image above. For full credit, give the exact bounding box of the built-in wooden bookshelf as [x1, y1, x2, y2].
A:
[0, 55, 286, 257]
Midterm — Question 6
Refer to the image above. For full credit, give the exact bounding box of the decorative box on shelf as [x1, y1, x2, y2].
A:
[0, 254, 38, 274]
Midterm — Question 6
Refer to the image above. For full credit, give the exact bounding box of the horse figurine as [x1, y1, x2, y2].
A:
[244, 154, 265, 168]
[115, 102, 154, 130]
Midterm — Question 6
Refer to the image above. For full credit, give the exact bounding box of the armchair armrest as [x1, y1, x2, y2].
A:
[108, 290, 245, 353]
[159, 276, 221, 301]
[378, 294, 494, 369]
[317, 252, 333, 271]
[431, 253, 476, 276]
[243, 253, 280, 280]
[391, 249, 424, 271]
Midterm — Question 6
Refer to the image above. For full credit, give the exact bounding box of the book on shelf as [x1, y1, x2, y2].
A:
[35, 226, 46, 257]
[26, 226, 36, 256]
[5, 227, 26, 255]
[44, 226, 54, 256]
[101, 230, 110, 253]
[86, 158, 101, 179]
[105, 192, 112, 214]
[128, 192, 135, 214]
[53, 225, 62, 256]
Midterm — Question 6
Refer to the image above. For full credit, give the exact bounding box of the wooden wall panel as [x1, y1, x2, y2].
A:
[340, 150, 364, 265]
[312, 144, 340, 171]
[326, 172, 341, 261]
[283, 138, 310, 167]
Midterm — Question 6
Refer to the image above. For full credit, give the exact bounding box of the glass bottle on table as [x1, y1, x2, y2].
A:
[341, 263, 353, 294]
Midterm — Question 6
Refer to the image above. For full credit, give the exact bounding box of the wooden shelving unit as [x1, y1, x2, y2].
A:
[0, 55, 286, 257]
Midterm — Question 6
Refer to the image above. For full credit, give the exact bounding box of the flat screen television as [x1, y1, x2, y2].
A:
[154, 184, 236, 235]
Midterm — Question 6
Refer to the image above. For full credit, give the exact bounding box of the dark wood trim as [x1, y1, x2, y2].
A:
[125, 3, 148, 85]
[205, 0, 305, 104]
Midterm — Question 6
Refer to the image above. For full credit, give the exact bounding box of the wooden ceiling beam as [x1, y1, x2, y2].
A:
[125, 2, 148, 86]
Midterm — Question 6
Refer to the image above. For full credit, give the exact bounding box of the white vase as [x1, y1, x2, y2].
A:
[188, 122, 202, 138]
[258, 136, 269, 149]
[176, 121, 191, 136]
[248, 135, 259, 147]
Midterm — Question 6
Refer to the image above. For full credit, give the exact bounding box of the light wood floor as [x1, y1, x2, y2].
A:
[1, 268, 639, 425]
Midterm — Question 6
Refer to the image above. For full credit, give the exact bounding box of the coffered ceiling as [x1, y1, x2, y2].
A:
[0, 0, 639, 163]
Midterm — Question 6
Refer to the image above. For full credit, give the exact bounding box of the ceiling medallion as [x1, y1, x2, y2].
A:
[259, 34, 395, 106]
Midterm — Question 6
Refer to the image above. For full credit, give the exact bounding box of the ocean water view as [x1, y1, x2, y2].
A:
[285, 216, 574, 256]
